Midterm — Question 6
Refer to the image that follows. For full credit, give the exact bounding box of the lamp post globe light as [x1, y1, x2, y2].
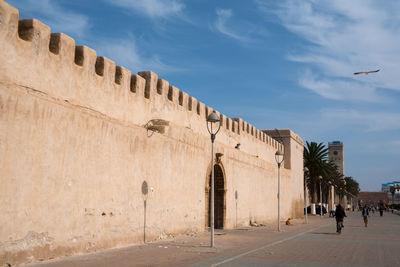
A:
[303, 167, 309, 224]
[319, 175, 323, 218]
[275, 150, 284, 232]
[206, 111, 221, 248]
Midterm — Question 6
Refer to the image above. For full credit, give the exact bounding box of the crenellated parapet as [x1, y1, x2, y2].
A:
[0, 0, 283, 153]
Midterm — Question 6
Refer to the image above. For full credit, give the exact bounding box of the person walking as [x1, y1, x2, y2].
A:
[362, 204, 370, 227]
[379, 205, 384, 216]
[334, 204, 346, 234]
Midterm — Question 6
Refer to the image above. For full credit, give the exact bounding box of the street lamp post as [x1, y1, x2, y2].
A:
[328, 181, 332, 215]
[206, 111, 221, 248]
[275, 150, 284, 232]
[339, 180, 346, 206]
[334, 184, 338, 207]
[319, 175, 323, 218]
[304, 167, 309, 224]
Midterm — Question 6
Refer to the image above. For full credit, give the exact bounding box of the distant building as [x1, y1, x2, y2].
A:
[356, 192, 388, 207]
[328, 141, 347, 207]
[382, 181, 400, 204]
[382, 181, 400, 192]
[328, 141, 344, 175]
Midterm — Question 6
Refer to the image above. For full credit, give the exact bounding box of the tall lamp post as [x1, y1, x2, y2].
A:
[339, 180, 345, 206]
[206, 111, 221, 248]
[304, 167, 309, 224]
[328, 181, 332, 215]
[319, 175, 323, 218]
[334, 184, 338, 208]
[275, 150, 284, 231]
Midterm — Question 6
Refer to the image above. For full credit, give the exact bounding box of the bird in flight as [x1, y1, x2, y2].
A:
[353, 69, 380, 75]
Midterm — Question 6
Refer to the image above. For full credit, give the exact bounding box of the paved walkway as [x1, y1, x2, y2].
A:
[25, 211, 400, 267]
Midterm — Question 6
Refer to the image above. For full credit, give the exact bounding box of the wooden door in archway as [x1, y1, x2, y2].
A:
[208, 165, 225, 229]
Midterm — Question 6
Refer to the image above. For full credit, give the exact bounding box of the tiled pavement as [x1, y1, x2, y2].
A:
[25, 211, 400, 267]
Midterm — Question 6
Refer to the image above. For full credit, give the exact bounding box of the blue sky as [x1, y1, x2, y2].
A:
[11, 0, 400, 191]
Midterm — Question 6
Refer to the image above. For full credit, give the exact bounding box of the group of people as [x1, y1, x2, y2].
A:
[333, 203, 381, 234]
[359, 204, 386, 215]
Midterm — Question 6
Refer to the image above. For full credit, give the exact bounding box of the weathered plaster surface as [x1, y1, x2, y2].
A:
[0, 1, 304, 265]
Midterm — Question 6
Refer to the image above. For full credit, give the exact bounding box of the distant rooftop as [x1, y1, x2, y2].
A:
[382, 181, 400, 187]
[329, 141, 343, 146]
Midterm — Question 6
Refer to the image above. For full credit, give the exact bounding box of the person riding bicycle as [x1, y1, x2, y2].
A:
[334, 204, 347, 234]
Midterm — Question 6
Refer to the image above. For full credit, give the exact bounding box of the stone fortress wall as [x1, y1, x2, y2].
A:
[0, 1, 304, 265]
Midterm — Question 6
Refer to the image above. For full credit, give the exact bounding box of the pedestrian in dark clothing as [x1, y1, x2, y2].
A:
[334, 204, 346, 234]
[362, 204, 370, 227]
[379, 206, 384, 216]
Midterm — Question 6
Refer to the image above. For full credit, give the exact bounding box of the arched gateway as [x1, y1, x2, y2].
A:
[205, 164, 226, 229]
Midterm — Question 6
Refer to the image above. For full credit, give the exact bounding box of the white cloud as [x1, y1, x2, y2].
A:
[104, 0, 184, 19]
[214, 9, 246, 41]
[96, 36, 182, 74]
[257, 0, 400, 100]
[213, 8, 263, 42]
[14, 0, 90, 38]
[320, 109, 400, 132]
[299, 69, 387, 103]
[231, 104, 400, 136]
[14, 0, 180, 73]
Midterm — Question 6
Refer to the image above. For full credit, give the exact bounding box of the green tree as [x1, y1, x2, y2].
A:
[304, 141, 361, 206]
[344, 176, 360, 197]
[304, 141, 328, 203]
[397, 185, 400, 204]
[390, 186, 396, 204]
[344, 176, 360, 207]
[321, 161, 343, 203]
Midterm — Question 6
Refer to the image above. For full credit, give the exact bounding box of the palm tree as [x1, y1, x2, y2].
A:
[321, 161, 342, 204]
[303, 142, 328, 204]
[304, 141, 361, 211]
[343, 176, 360, 209]
[336, 179, 346, 204]
[344, 176, 360, 197]
[390, 186, 396, 205]
[396, 185, 400, 204]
